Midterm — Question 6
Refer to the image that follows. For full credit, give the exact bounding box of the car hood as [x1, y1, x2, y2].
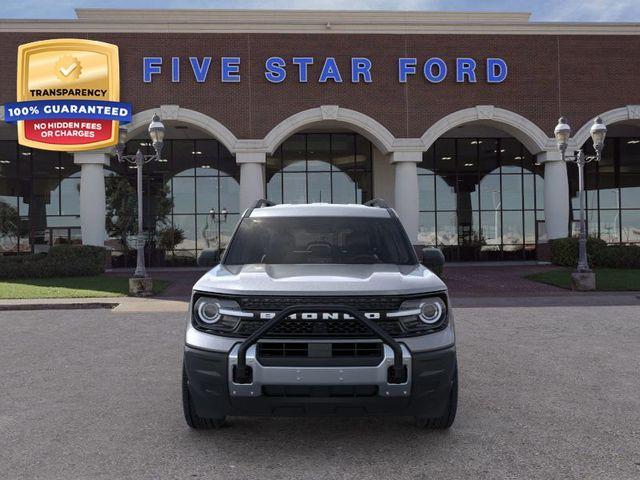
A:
[193, 263, 446, 296]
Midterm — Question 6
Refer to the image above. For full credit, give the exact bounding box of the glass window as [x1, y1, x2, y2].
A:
[437, 211, 457, 245]
[330, 134, 354, 171]
[477, 139, 498, 174]
[479, 175, 501, 211]
[457, 138, 478, 172]
[60, 177, 80, 215]
[0, 141, 18, 177]
[195, 177, 219, 214]
[32, 150, 58, 177]
[282, 173, 306, 204]
[266, 133, 372, 205]
[621, 210, 640, 243]
[172, 177, 195, 214]
[620, 138, 640, 174]
[307, 134, 331, 171]
[500, 138, 523, 174]
[502, 211, 524, 246]
[308, 172, 331, 203]
[267, 172, 283, 204]
[418, 175, 435, 211]
[282, 135, 305, 172]
[173, 140, 195, 176]
[620, 174, 640, 209]
[435, 176, 456, 210]
[599, 210, 620, 243]
[502, 175, 523, 210]
[418, 211, 436, 246]
[434, 139, 456, 176]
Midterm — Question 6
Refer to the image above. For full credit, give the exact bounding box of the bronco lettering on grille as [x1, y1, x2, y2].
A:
[258, 312, 381, 320]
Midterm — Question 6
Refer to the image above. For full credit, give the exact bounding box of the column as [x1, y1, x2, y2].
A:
[74, 150, 110, 246]
[237, 151, 266, 212]
[391, 151, 421, 244]
[538, 151, 569, 239]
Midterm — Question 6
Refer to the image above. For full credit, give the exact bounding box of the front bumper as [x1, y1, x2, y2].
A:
[184, 344, 456, 417]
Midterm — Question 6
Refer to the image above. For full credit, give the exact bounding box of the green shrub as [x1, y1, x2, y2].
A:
[593, 245, 640, 268]
[0, 245, 106, 279]
[550, 237, 640, 268]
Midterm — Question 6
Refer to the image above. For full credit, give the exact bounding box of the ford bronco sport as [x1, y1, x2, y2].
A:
[182, 199, 457, 429]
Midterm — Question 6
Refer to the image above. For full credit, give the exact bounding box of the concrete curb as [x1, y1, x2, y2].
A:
[0, 302, 119, 311]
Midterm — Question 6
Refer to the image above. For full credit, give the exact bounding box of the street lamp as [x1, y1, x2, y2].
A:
[113, 114, 165, 280]
[554, 116, 607, 280]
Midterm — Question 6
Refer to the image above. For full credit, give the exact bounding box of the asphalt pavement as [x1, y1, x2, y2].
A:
[1, 305, 639, 479]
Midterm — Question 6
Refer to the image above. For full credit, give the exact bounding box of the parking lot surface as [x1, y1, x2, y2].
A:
[1, 305, 639, 480]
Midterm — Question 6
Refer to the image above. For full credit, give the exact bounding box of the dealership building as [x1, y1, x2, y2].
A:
[0, 9, 639, 265]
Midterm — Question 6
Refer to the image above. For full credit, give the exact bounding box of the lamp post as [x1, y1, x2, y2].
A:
[553, 116, 607, 288]
[113, 114, 166, 285]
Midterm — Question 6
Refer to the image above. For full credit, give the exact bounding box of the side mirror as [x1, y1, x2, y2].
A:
[421, 247, 445, 277]
[197, 249, 221, 267]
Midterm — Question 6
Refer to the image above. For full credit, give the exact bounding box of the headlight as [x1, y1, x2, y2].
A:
[394, 296, 448, 332]
[418, 298, 446, 325]
[195, 297, 221, 324]
[192, 296, 250, 332]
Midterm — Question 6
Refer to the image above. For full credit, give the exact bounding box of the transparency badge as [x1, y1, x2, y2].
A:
[4, 39, 132, 151]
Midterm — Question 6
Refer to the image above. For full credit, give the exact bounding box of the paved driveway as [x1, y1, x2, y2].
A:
[1, 306, 639, 479]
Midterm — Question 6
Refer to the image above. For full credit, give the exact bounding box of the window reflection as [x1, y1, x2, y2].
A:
[266, 133, 372, 205]
[419, 137, 543, 261]
[568, 137, 640, 245]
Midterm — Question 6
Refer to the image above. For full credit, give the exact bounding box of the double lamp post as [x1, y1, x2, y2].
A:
[553, 115, 607, 290]
[113, 114, 166, 295]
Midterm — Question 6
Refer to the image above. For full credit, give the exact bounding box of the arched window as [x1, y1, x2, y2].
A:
[266, 133, 373, 205]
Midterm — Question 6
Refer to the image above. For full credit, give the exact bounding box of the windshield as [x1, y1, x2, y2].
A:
[223, 216, 417, 265]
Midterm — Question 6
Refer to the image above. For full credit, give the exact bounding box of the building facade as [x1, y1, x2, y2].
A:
[0, 9, 639, 265]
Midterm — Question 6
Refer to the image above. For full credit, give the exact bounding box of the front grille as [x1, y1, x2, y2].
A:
[237, 319, 404, 338]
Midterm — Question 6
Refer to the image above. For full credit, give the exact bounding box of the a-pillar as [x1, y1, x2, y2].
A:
[391, 150, 421, 244]
[538, 151, 569, 239]
[73, 150, 110, 246]
[237, 151, 266, 212]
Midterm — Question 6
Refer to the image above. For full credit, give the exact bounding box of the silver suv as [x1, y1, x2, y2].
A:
[182, 199, 457, 429]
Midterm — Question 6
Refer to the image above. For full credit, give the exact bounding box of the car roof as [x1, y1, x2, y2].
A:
[249, 203, 392, 218]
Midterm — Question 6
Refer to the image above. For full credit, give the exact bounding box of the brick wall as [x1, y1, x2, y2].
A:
[1, 32, 638, 140]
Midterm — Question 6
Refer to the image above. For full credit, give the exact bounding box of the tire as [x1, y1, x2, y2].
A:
[182, 365, 226, 430]
[415, 367, 458, 429]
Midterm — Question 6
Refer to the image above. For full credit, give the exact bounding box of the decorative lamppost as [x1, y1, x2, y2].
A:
[553, 116, 607, 290]
[202, 207, 228, 249]
[113, 114, 165, 295]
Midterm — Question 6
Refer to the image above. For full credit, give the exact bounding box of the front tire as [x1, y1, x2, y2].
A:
[415, 367, 458, 429]
[182, 365, 226, 429]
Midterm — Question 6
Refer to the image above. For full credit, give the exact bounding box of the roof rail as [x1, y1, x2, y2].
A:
[252, 199, 276, 209]
[244, 198, 276, 218]
[364, 198, 390, 209]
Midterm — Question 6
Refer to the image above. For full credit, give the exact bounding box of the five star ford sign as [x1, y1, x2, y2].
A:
[4, 39, 132, 151]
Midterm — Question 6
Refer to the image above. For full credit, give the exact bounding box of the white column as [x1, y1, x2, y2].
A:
[538, 151, 569, 239]
[391, 151, 421, 244]
[237, 151, 266, 212]
[74, 151, 110, 246]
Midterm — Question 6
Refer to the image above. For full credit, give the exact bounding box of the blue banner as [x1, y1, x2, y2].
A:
[4, 100, 132, 123]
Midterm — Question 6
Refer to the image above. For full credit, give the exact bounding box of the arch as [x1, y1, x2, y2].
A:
[127, 105, 239, 154]
[263, 106, 396, 155]
[420, 106, 552, 154]
[572, 105, 640, 148]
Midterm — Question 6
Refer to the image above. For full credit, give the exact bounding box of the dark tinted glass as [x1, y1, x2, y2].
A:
[224, 216, 416, 265]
